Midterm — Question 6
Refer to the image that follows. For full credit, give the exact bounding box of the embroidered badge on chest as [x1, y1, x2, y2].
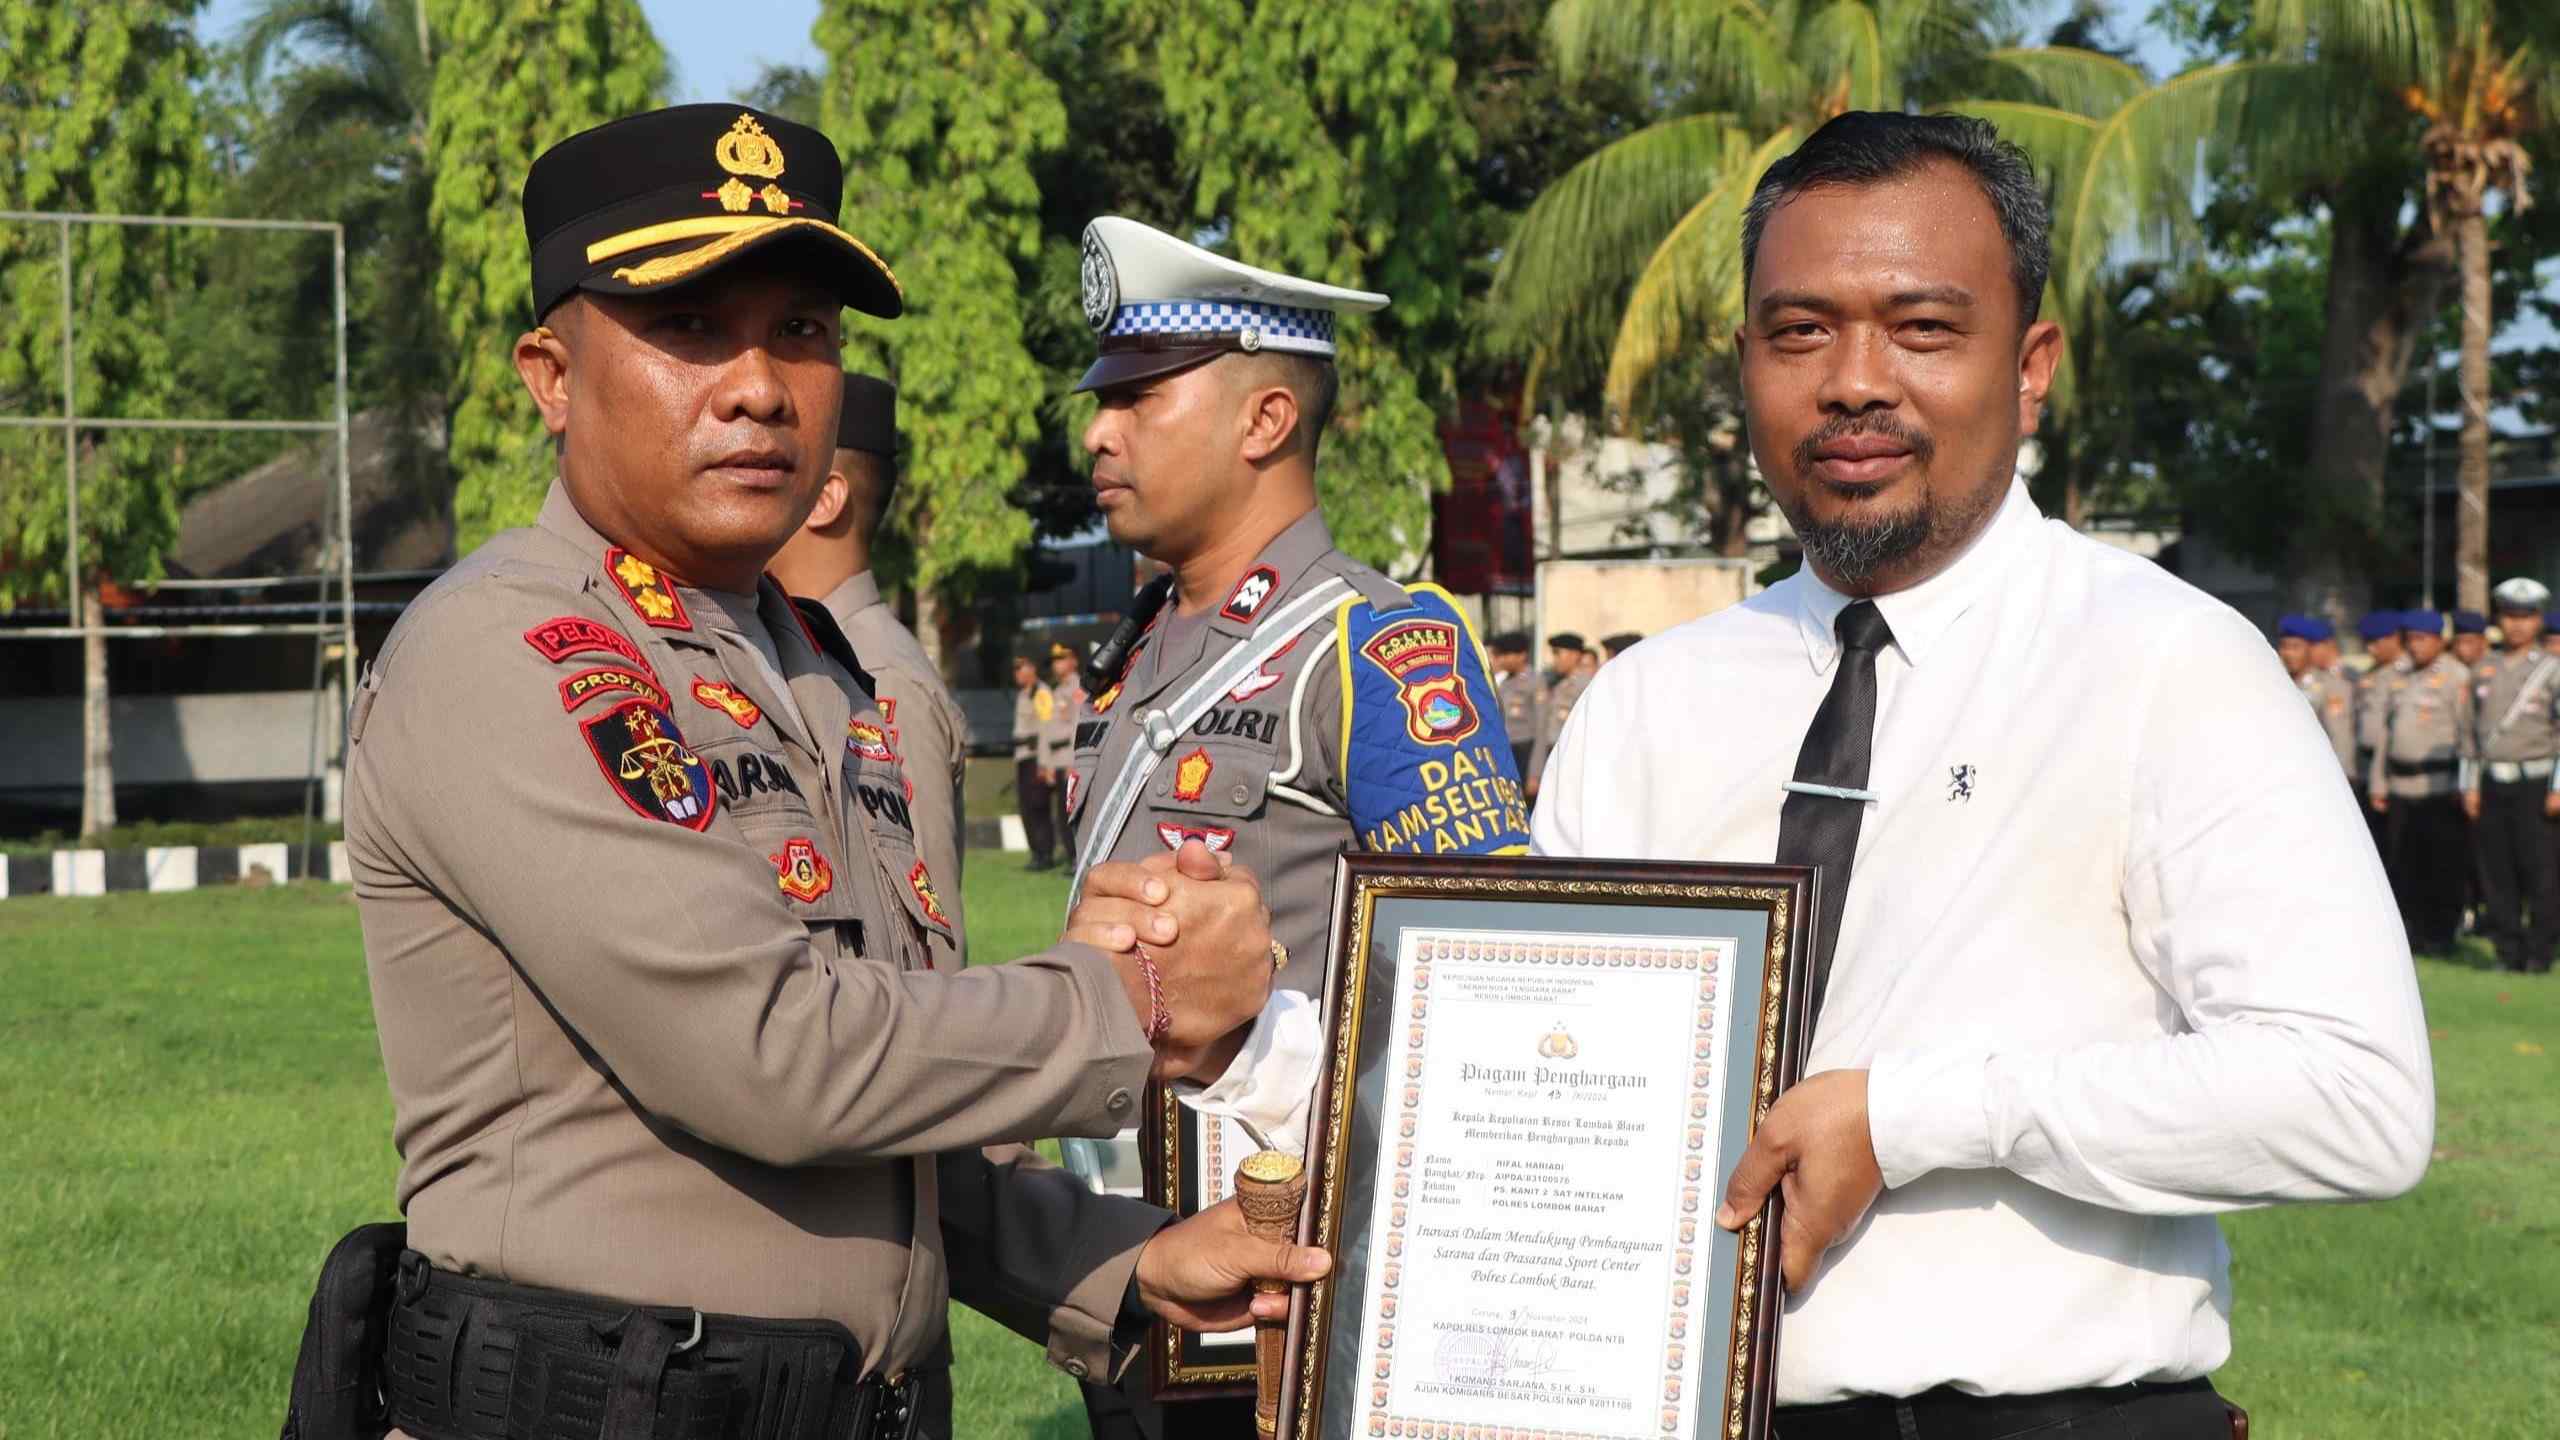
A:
[1228, 634, 1300, 703]
[524, 615, 654, 672]
[1171, 747, 1214, 803]
[1358, 619, 1482, 746]
[603, 548, 692, 630]
[559, 665, 666, 713]
[1222, 566, 1280, 624]
[579, 700, 716, 830]
[908, 860, 952, 931]
[846, 717, 897, 763]
[770, 836, 834, 903]
[1091, 681, 1123, 715]
[1156, 822, 1235, 852]
[1064, 769, 1083, 814]
[691, 678, 762, 728]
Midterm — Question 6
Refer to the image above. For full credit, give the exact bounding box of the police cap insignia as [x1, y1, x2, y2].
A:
[579, 700, 716, 830]
[604, 548, 693, 631]
[1080, 225, 1118, 331]
[524, 614, 653, 672]
[523, 104, 901, 322]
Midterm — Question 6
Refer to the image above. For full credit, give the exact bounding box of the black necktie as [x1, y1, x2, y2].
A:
[1775, 599, 1895, 1019]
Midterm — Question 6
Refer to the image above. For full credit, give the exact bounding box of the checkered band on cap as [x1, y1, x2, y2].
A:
[1102, 299, 1338, 356]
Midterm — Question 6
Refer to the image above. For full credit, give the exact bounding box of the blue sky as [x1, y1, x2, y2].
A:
[198, 0, 825, 103]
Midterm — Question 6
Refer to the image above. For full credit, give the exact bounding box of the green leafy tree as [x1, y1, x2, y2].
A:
[170, 0, 448, 526]
[0, 0, 209, 835]
[432, 0, 665, 550]
[2106, 0, 2558, 615]
[818, 0, 1066, 666]
[1107, 0, 1477, 573]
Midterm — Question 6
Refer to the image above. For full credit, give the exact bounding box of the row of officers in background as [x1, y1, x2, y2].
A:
[2282, 576, 2560, 972]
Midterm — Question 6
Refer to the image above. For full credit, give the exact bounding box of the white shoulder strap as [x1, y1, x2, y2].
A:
[1067, 577, 1355, 909]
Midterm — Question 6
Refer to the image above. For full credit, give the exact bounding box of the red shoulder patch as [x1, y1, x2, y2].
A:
[524, 615, 652, 672]
[559, 665, 667, 713]
[604, 548, 692, 631]
[1221, 565, 1280, 624]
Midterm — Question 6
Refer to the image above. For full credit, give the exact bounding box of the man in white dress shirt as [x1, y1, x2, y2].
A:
[1530, 112, 2433, 1438]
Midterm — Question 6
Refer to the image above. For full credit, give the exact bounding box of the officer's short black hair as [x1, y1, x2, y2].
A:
[1548, 632, 1587, 654]
[1488, 630, 1531, 655]
[1602, 632, 1644, 658]
[1742, 112, 2051, 328]
[1230, 351, 1337, 462]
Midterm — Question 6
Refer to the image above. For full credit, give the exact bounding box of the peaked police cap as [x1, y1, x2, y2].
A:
[524, 104, 900, 321]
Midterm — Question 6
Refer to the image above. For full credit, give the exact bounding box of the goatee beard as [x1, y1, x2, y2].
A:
[1795, 504, 1936, 590]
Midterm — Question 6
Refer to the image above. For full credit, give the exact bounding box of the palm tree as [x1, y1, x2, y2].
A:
[1486, 0, 2145, 428]
[2409, 23, 2540, 612]
[2185, 0, 2552, 617]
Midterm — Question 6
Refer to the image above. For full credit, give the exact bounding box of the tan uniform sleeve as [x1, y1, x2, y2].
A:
[2321, 676, 2356, 778]
[1040, 689, 1076, 769]
[349, 573, 1150, 1167]
[938, 1144, 1169, 1381]
[2366, 685, 2390, 799]
[2457, 670, 2479, 762]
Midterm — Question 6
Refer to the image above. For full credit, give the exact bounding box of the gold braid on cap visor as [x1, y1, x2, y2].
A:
[586, 214, 902, 298]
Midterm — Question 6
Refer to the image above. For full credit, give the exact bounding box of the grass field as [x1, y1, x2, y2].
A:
[0, 861, 2551, 1437]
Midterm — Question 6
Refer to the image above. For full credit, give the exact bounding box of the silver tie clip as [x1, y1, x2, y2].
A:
[1783, 780, 1880, 804]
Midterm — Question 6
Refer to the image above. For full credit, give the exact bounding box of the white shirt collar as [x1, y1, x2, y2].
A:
[1793, 477, 2038, 674]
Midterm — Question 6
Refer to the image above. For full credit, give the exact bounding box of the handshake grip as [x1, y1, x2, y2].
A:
[1070, 842, 1278, 1083]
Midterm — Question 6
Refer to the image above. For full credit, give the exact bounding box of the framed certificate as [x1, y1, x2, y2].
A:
[1143, 1097, 1262, 1395]
[1278, 854, 1815, 1440]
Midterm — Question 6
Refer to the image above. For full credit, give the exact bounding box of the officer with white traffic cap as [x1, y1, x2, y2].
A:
[2467, 576, 2560, 972]
[1062, 215, 1532, 1438]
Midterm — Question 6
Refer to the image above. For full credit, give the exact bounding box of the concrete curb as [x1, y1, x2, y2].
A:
[0, 840, 348, 898]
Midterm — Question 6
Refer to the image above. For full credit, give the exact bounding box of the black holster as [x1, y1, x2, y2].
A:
[280, 1220, 409, 1440]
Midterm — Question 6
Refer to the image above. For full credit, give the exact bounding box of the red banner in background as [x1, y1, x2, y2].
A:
[1434, 395, 1534, 596]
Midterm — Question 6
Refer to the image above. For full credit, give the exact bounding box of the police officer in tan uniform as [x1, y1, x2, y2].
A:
[1060, 216, 1530, 1439]
[2370, 609, 2475, 954]
[1529, 631, 1594, 792]
[1012, 655, 1063, 869]
[1487, 630, 1543, 779]
[1047, 641, 1088, 851]
[2462, 578, 2560, 973]
[769, 373, 973, 956]
[2354, 611, 2410, 851]
[300, 105, 1328, 1440]
[2277, 614, 2356, 782]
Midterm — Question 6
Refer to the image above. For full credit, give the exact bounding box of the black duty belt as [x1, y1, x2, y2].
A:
[2385, 757, 2459, 776]
[382, 1253, 941, 1440]
[1775, 1378, 2230, 1440]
